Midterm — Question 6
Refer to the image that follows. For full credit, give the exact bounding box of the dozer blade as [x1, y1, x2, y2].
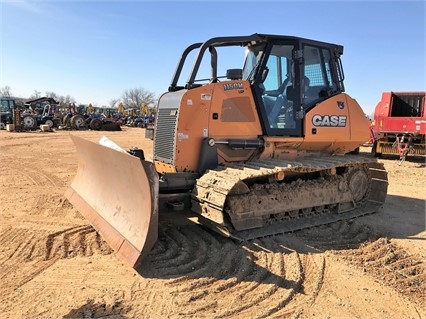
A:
[65, 135, 159, 268]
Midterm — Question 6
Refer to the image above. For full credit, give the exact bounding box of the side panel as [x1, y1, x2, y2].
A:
[379, 117, 426, 134]
[373, 92, 392, 119]
[208, 81, 262, 139]
[208, 81, 263, 164]
[373, 91, 426, 134]
[174, 87, 213, 172]
[346, 94, 371, 142]
[173, 81, 263, 171]
[304, 93, 369, 154]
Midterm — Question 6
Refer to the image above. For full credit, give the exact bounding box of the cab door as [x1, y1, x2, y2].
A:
[253, 41, 303, 137]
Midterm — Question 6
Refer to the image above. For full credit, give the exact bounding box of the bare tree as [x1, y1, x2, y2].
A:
[109, 98, 119, 109]
[30, 90, 41, 99]
[0, 86, 12, 97]
[62, 94, 76, 105]
[45, 91, 60, 102]
[121, 88, 156, 110]
[45, 91, 76, 105]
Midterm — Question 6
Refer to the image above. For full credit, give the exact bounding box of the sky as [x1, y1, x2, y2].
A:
[1, 0, 425, 115]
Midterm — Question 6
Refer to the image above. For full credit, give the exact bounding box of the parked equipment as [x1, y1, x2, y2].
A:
[23, 97, 59, 129]
[0, 97, 15, 129]
[371, 92, 425, 163]
[66, 34, 388, 268]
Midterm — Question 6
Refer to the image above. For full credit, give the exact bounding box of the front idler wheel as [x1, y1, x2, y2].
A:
[347, 166, 369, 204]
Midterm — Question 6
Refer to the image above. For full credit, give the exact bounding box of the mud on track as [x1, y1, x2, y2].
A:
[0, 128, 424, 319]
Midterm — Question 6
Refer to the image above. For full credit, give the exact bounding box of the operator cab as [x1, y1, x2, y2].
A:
[167, 33, 345, 138]
[0, 97, 16, 129]
[0, 97, 16, 113]
[243, 37, 345, 137]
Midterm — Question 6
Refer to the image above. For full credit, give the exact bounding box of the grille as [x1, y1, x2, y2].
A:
[154, 107, 178, 164]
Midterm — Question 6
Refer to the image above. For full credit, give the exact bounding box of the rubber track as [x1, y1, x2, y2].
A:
[192, 155, 388, 240]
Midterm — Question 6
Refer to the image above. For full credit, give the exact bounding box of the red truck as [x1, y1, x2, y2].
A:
[371, 91, 425, 162]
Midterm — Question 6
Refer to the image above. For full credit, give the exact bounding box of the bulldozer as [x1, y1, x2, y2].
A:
[65, 34, 388, 268]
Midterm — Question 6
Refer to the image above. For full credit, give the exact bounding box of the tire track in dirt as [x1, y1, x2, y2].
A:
[1, 145, 114, 305]
[0, 226, 60, 301]
[1, 162, 84, 227]
[335, 237, 426, 307]
[61, 298, 131, 319]
[0, 225, 110, 264]
[293, 219, 377, 250]
[133, 218, 391, 318]
[256, 236, 327, 319]
[0, 225, 113, 301]
[0, 163, 65, 218]
[134, 224, 325, 318]
[292, 218, 426, 308]
[44, 225, 113, 260]
[14, 165, 65, 215]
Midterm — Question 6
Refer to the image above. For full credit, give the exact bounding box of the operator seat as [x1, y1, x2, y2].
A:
[267, 77, 291, 126]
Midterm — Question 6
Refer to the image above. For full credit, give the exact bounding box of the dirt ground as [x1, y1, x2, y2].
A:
[0, 127, 425, 319]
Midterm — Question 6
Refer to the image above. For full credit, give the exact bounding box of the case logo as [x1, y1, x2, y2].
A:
[312, 114, 347, 127]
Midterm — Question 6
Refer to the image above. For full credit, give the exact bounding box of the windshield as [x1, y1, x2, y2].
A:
[242, 44, 265, 81]
[0, 99, 15, 112]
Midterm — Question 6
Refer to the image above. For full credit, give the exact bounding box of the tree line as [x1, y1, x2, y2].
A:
[0, 86, 157, 110]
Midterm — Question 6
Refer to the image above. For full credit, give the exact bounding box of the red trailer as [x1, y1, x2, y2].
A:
[372, 91, 425, 162]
